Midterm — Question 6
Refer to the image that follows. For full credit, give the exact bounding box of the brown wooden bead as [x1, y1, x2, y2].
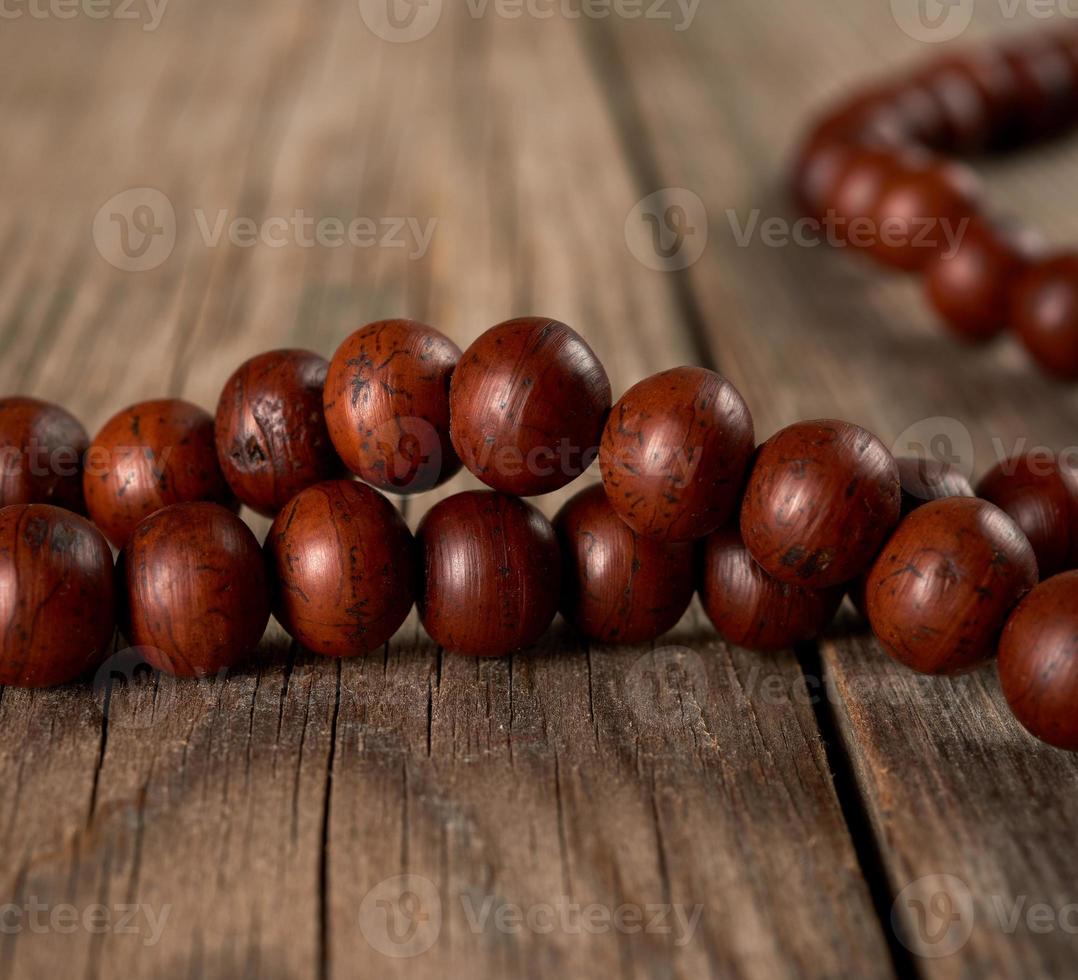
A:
[450, 318, 611, 496]
[699, 526, 844, 653]
[417, 491, 560, 657]
[868, 156, 980, 271]
[121, 502, 269, 678]
[554, 483, 694, 645]
[741, 420, 901, 588]
[599, 367, 754, 542]
[915, 51, 1018, 153]
[0, 397, 89, 513]
[865, 497, 1037, 675]
[793, 138, 857, 222]
[265, 480, 416, 658]
[998, 571, 1078, 752]
[976, 451, 1078, 579]
[1010, 254, 1078, 381]
[923, 218, 1030, 343]
[1000, 39, 1075, 142]
[323, 320, 462, 495]
[215, 349, 343, 516]
[85, 399, 235, 548]
[825, 147, 900, 247]
[888, 81, 956, 150]
[850, 456, 975, 615]
[0, 505, 115, 687]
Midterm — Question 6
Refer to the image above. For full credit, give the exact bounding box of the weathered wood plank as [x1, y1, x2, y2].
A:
[0, 2, 897, 979]
[601, 1, 1078, 975]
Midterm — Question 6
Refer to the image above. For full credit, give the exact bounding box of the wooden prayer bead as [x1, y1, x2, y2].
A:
[215, 349, 343, 516]
[998, 571, 1078, 751]
[417, 491, 560, 657]
[1010, 254, 1078, 381]
[265, 481, 416, 658]
[865, 497, 1037, 675]
[449, 318, 611, 496]
[976, 451, 1078, 579]
[741, 419, 901, 588]
[825, 147, 899, 247]
[923, 218, 1031, 343]
[849, 456, 976, 615]
[85, 399, 235, 548]
[916, 51, 1018, 152]
[868, 157, 981, 271]
[0, 505, 115, 687]
[699, 526, 844, 653]
[599, 366, 755, 542]
[323, 320, 462, 495]
[1001, 39, 1075, 142]
[0, 397, 89, 513]
[554, 483, 694, 645]
[793, 139, 857, 222]
[121, 502, 269, 678]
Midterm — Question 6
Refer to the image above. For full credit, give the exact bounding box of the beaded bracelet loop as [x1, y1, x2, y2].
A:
[1, 313, 1076, 753]
[793, 28, 1078, 379]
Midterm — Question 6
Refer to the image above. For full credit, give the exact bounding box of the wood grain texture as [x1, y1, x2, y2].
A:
[0, 0, 1075, 978]
[602, 1, 1078, 975]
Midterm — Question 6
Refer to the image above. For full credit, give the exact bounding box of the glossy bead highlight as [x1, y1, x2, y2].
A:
[450, 318, 611, 496]
[699, 526, 844, 652]
[555, 483, 694, 644]
[0, 397, 89, 513]
[599, 366, 755, 542]
[865, 497, 1037, 675]
[215, 349, 343, 516]
[417, 491, 560, 656]
[0, 505, 115, 687]
[324, 320, 462, 494]
[85, 399, 234, 548]
[998, 571, 1078, 751]
[976, 451, 1078, 578]
[121, 502, 269, 678]
[265, 481, 416, 657]
[741, 420, 901, 588]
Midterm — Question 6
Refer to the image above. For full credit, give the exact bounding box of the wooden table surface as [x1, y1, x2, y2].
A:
[2, 1, 1078, 977]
